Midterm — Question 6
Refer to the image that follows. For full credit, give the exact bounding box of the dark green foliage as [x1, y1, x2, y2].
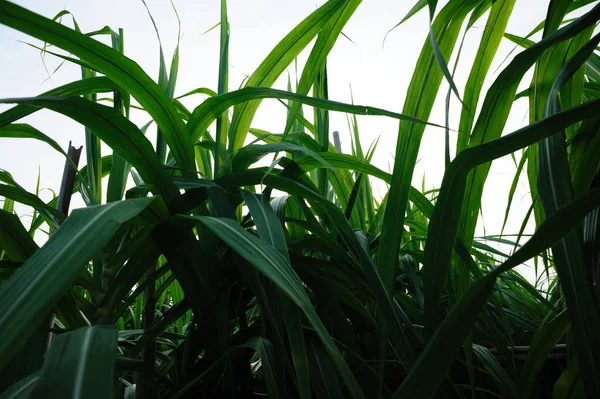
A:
[1, 1, 599, 398]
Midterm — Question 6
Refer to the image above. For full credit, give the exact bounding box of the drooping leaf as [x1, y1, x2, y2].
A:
[0, 97, 180, 203]
[0, 1, 195, 171]
[188, 86, 445, 143]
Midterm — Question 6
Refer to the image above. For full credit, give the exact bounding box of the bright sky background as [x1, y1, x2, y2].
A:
[0, 0, 562, 282]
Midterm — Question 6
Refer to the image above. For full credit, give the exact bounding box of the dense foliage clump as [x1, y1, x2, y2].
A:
[1, 0, 599, 398]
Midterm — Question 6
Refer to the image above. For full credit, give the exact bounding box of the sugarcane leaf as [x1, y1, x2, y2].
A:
[395, 187, 600, 398]
[227, 0, 349, 154]
[30, 326, 117, 399]
[516, 310, 570, 397]
[188, 87, 445, 143]
[0, 210, 38, 262]
[0, 77, 118, 127]
[0, 372, 40, 399]
[0, 97, 179, 203]
[0, 1, 195, 171]
[283, 0, 361, 137]
[0, 197, 166, 367]
[183, 215, 365, 399]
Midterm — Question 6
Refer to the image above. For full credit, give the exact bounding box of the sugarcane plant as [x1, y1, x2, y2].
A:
[0, 0, 599, 398]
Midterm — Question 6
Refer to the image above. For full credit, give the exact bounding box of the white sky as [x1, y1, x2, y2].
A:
[0, 0, 561, 282]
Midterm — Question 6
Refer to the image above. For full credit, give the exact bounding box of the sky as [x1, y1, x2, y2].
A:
[0, 0, 559, 281]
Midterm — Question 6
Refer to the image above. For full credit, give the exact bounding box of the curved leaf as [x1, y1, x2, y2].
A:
[0, 1, 195, 171]
[0, 77, 118, 127]
[0, 97, 179, 203]
[423, 96, 600, 337]
[188, 86, 445, 143]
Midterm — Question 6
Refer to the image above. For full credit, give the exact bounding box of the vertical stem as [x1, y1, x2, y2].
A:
[56, 142, 83, 217]
[50, 141, 83, 347]
[137, 267, 158, 399]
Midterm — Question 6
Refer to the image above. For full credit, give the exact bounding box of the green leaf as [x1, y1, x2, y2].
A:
[227, 0, 349, 155]
[461, 3, 600, 272]
[188, 86, 444, 143]
[0, 211, 47, 393]
[426, 0, 465, 107]
[185, 215, 365, 399]
[283, 0, 361, 137]
[0, 183, 63, 228]
[526, 2, 594, 231]
[307, 339, 345, 398]
[242, 338, 283, 399]
[379, 0, 480, 298]
[0, 210, 38, 261]
[214, 0, 229, 178]
[501, 151, 528, 236]
[395, 186, 600, 398]
[216, 172, 421, 368]
[0, 124, 73, 166]
[0, 1, 195, 172]
[384, 0, 428, 37]
[241, 190, 311, 398]
[407, 89, 600, 396]
[30, 326, 117, 399]
[281, 298, 311, 399]
[535, 29, 600, 395]
[141, 0, 170, 165]
[424, 5, 600, 336]
[0, 372, 40, 399]
[0, 97, 180, 203]
[471, 344, 516, 398]
[552, 360, 585, 399]
[0, 197, 166, 367]
[0, 77, 118, 126]
[232, 143, 333, 172]
[106, 28, 130, 203]
[99, 230, 160, 314]
[516, 310, 570, 397]
[456, 0, 516, 152]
